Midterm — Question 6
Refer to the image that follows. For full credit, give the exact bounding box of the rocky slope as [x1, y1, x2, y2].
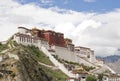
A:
[107, 59, 120, 74]
[0, 40, 68, 81]
[97, 55, 120, 74]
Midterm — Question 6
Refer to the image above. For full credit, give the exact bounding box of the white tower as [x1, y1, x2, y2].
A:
[18, 27, 29, 34]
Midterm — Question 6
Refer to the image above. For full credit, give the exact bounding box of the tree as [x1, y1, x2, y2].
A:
[98, 73, 104, 81]
[86, 75, 97, 81]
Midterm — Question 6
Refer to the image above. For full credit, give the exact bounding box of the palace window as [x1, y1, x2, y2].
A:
[22, 37, 24, 42]
[27, 37, 28, 42]
[30, 38, 32, 43]
[20, 37, 21, 42]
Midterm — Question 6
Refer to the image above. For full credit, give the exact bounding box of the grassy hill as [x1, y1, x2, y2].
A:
[0, 43, 8, 52]
[0, 40, 68, 81]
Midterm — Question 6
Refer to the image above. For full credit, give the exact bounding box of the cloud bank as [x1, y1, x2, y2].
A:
[0, 0, 120, 56]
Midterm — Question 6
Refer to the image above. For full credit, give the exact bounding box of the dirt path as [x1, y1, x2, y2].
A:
[38, 61, 58, 70]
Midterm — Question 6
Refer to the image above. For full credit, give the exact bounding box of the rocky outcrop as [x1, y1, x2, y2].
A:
[107, 59, 120, 74]
[0, 48, 51, 81]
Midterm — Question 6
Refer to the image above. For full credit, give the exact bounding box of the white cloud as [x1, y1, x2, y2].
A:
[0, 0, 120, 56]
[83, 0, 96, 2]
[72, 20, 101, 36]
[54, 22, 75, 37]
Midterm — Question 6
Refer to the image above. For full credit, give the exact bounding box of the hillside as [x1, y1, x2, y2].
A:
[96, 55, 120, 63]
[96, 55, 120, 74]
[0, 40, 68, 81]
[107, 59, 120, 74]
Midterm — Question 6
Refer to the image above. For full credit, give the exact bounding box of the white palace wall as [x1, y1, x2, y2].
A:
[50, 46, 97, 67]
[53, 46, 77, 63]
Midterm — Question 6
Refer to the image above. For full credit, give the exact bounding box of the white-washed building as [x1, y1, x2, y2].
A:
[103, 75, 120, 81]
[13, 27, 98, 67]
[75, 46, 96, 63]
[13, 27, 49, 49]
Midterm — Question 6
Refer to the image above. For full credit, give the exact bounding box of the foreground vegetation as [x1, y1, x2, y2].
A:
[17, 45, 68, 81]
[0, 39, 68, 81]
[41, 65, 68, 81]
[86, 75, 97, 81]
[25, 45, 53, 65]
[0, 43, 8, 52]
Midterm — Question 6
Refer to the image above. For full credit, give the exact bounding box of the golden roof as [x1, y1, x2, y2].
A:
[32, 27, 39, 31]
[72, 66, 88, 74]
[76, 66, 84, 70]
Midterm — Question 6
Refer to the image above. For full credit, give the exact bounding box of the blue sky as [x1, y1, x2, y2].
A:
[17, 0, 120, 13]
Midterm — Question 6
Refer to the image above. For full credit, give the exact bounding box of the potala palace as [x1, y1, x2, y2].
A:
[13, 27, 103, 67]
[0, 26, 118, 81]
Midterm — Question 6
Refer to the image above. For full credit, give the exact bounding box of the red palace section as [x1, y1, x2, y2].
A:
[31, 28, 65, 47]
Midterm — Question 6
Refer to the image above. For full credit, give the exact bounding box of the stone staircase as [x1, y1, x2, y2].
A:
[104, 64, 116, 74]
[90, 64, 116, 74]
[77, 55, 97, 67]
[41, 46, 76, 78]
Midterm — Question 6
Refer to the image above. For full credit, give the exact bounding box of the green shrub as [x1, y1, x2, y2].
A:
[0, 44, 8, 52]
[24, 45, 53, 65]
[10, 72, 16, 78]
[86, 75, 97, 81]
[0, 74, 3, 78]
[98, 73, 104, 81]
